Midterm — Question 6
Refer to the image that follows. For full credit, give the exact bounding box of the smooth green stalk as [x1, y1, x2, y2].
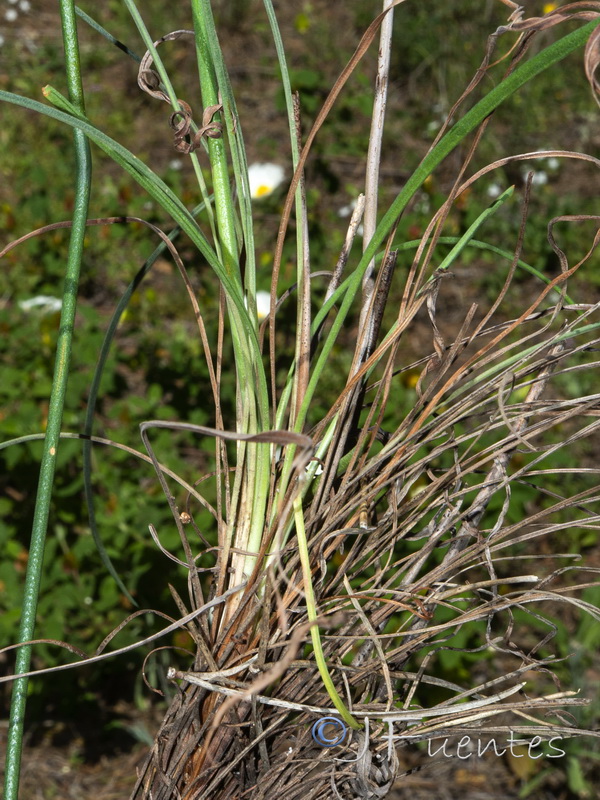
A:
[191, 0, 240, 283]
[262, 0, 308, 413]
[196, 1, 258, 304]
[262, 0, 311, 525]
[123, 0, 178, 107]
[419, 185, 514, 289]
[191, 4, 272, 437]
[3, 3, 91, 799]
[196, 8, 273, 574]
[267, 414, 339, 567]
[293, 495, 361, 729]
[191, 0, 272, 585]
[60, 0, 275, 581]
[74, 5, 141, 63]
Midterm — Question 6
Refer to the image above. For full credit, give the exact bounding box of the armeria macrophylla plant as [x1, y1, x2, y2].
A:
[2, 1, 600, 799]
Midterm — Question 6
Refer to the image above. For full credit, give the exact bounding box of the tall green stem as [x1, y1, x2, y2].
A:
[3, 3, 91, 799]
[191, 0, 240, 283]
[293, 495, 361, 729]
[191, 0, 271, 588]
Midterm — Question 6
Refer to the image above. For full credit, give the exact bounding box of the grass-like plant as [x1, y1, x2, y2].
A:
[2, 2, 600, 799]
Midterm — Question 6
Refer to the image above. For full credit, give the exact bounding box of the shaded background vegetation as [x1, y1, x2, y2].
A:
[1, 1, 599, 797]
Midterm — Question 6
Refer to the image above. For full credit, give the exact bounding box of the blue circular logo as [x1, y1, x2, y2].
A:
[311, 716, 348, 747]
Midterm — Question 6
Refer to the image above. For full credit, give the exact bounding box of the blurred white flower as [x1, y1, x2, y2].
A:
[531, 171, 548, 186]
[522, 164, 549, 187]
[5, 8, 18, 21]
[19, 295, 62, 313]
[486, 183, 502, 198]
[546, 157, 560, 171]
[0, 34, 4, 48]
[169, 158, 183, 171]
[19, 0, 30, 11]
[8, 0, 19, 4]
[248, 163, 284, 200]
[244, 290, 272, 321]
[255, 290, 271, 321]
[338, 201, 357, 218]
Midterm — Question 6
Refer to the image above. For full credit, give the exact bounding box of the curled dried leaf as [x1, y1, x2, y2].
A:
[137, 29, 223, 151]
[137, 29, 195, 103]
[169, 98, 194, 152]
[497, 3, 600, 34]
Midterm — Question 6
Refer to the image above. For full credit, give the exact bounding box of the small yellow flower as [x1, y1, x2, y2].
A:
[255, 290, 271, 321]
[543, 2, 558, 13]
[248, 163, 285, 200]
[244, 291, 272, 321]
